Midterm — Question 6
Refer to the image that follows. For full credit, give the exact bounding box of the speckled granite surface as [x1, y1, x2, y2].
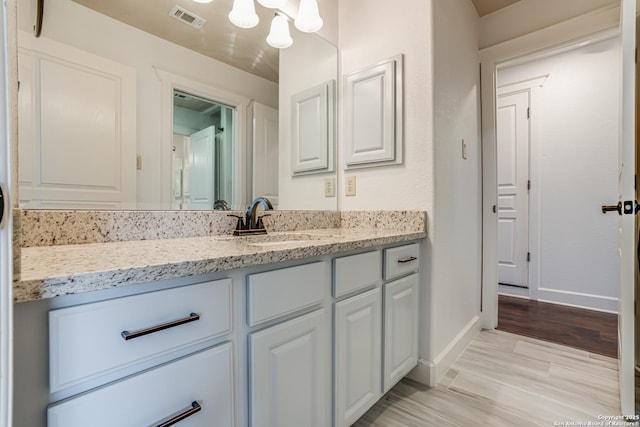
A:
[19, 210, 342, 247]
[15, 227, 426, 303]
[14, 210, 427, 303]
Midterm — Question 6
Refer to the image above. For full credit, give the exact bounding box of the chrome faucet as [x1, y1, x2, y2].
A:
[229, 196, 273, 236]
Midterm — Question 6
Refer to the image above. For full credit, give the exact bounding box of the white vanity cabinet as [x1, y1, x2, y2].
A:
[247, 262, 330, 427]
[333, 244, 420, 427]
[16, 240, 422, 427]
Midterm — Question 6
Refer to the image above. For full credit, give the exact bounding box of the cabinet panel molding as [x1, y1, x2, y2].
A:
[344, 55, 403, 169]
[334, 287, 382, 427]
[383, 274, 419, 392]
[291, 80, 336, 175]
[249, 308, 329, 427]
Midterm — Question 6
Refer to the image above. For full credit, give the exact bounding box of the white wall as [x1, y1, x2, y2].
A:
[497, 37, 620, 311]
[429, 0, 482, 379]
[479, 0, 618, 49]
[338, 0, 433, 213]
[278, 30, 338, 210]
[338, 0, 481, 385]
[17, 0, 278, 209]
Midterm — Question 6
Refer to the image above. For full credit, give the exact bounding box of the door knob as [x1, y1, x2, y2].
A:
[601, 202, 622, 215]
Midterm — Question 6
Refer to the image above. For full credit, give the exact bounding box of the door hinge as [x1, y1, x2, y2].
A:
[527, 252, 531, 262]
[526, 107, 530, 119]
[527, 180, 531, 191]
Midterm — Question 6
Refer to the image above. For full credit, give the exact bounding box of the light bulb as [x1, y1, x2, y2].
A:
[229, 0, 259, 29]
[266, 14, 293, 49]
[257, 0, 287, 8]
[295, 0, 323, 33]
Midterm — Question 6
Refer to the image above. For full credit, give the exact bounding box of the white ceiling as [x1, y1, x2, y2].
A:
[72, 0, 281, 82]
[471, 0, 522, 17]
[70, 0, 521, 83]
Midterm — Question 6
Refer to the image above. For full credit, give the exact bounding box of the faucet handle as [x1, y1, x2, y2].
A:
[256, 214, 271, 230]
[227, 214, 246, 230]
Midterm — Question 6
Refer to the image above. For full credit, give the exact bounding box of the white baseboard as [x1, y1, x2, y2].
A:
[536, 287, 618, 313]
[498, 284, 530, 298]
[407, 315, 481, 387]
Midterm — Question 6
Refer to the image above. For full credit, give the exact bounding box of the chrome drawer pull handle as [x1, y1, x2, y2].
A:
[155, 401, 202, 427]
[397, 256, 417, 264]
[121, 312, 200, 341]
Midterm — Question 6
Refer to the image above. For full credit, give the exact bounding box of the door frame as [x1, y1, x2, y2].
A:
[480, 4, 621, 330]
[156, 68, 251, 211]
[0, 0, 13, 422]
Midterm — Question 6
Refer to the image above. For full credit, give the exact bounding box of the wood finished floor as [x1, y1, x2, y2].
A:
[354, 330, 622, 427]
[496, 295, 618, 358]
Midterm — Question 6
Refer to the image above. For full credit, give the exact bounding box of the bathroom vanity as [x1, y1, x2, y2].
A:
[12, 212, 426, 427]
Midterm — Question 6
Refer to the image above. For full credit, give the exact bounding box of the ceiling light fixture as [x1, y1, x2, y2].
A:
[228, 0, 260, 29]
[257, 0, 287, 8]
[266, 13, 293, 49]
[227, 0, 324, 49]
[295, 0, 323, 33]
[191, 0, 214, 3]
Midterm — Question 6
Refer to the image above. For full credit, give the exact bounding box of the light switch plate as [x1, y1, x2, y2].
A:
[324, 177, 336, 197]
[345, 176, 356, 196]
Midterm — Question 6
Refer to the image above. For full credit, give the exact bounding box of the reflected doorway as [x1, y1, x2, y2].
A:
[171, 89, 235, 210]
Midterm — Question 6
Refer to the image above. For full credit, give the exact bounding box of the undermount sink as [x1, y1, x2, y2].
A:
[217, 231, 344, 247]
[248, 239, 315, 247]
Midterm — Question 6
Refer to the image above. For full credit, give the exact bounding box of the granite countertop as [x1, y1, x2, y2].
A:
[14, 228, 426, 303]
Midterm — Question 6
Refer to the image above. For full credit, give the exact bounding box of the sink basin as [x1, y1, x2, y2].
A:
[248, 240, 314, 247]
[216, 231, 344, 247]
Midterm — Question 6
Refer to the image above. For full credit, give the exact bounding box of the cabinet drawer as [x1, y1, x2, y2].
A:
[384, 243, 420, 280]
[333, 250, 381, 298]
[50, 279, 232, 394]
[48, 342, 234, 427]
[247, 261, 326, 327]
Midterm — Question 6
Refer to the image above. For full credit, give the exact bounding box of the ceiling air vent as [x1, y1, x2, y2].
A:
[169, 5, 207, 29]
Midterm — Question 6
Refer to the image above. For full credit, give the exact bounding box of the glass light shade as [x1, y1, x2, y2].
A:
[229, 0, 259, 29]
[266, 14, 293, 49]
[257, 0, 287, 8]
[295, 0, 323, 33]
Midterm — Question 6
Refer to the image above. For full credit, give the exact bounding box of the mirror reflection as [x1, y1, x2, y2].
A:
[171, 90, 234, 210]
[16, 0, 337, 211]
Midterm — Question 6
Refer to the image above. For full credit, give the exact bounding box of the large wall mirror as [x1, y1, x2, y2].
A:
[16, 0, 338, 211]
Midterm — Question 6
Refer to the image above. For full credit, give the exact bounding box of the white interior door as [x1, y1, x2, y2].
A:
[616, 0, 636, 415]
[497, 91, 530, 288]
[17, 34, 136, 209]
[0, 0, 12, 423]
[188, 126, 215, 210]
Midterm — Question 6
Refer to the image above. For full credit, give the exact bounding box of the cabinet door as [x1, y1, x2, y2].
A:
[383, 274, 419, 392]
[48, 343, 234, 427]
[249, 308, 329, 427]
[334, 287, 382, 427]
